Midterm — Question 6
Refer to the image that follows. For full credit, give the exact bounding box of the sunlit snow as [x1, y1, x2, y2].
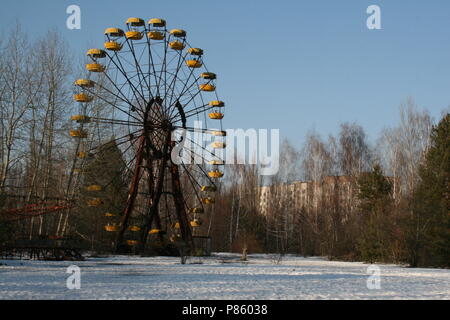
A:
[1, 253, 449, 299]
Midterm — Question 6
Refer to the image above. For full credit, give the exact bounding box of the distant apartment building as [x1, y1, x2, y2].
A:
[258, 176, 354, 217]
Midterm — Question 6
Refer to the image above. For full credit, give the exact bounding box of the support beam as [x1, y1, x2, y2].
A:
[115, 136, 145, 252]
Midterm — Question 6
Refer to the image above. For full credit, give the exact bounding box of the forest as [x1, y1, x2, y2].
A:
[0, 26, 448, 268]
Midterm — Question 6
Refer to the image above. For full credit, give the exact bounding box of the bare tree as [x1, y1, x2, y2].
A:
[338, 122, 371, 177]
[0, 24, 34, 194]
[377, 99, 432, 198]
[299, 132, 333, 254]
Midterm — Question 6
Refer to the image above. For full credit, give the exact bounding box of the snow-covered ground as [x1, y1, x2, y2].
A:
[0, 253, 449, 300]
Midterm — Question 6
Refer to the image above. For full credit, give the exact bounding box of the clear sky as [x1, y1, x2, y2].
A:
[1, 0, 449, 147]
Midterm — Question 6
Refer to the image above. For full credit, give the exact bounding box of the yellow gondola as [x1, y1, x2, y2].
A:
[73, 93, 93, 103]
[76, 152, 87, 158]
[169, 41, 185, 50]
[201, 198, 214, 205]
[125, 31, 143, 40]
[105, 212, 116, 217]
[129, 226, 141, 232]
[208, 170, 224, 178]
[126, 17, 145, 26]
[127, 240, 139, 246]
[202, 197, 215, 204]
[104, 41, 122, 51]
[200, 84, 216, 92]
[86, 63, 105, 72]
[200, 186, 217, 192]
[209, 112, 224, 120]
[186, 60, 202, 68]
[149, 229, 161, 234]
[208, 160, 225, 165]
[190, 219, 202, 227]
[188, 48, 203, 56]
[201, 72, 217, 80]
[70, 115, 91, 123]
[148, 18, 166, 27]
[170, 29, 186, 37]
[74, 79, 95, 88]
[87, 198, 102, 207]
[211, 142, 226, 149]
[104, 28, 124, 37]
[189, 207, 205, 214]
[212, 130, 227, 136]
[70, 129, 88, 138]
[104, 225, 118, 232]
[147, 31, 164, 40]
[209, 100, 224, 107]
[86, 48, 106, 58]
[86, 185, 102, 192]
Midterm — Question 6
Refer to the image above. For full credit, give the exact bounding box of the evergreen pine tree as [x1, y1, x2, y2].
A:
[356, 164, 393, 263]
[75, 139, 129, 251]
[409, 113, 449, 267]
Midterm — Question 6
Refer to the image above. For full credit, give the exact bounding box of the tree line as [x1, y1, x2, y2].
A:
[210, 103, 449, 268]
[0, 26, 448, 267]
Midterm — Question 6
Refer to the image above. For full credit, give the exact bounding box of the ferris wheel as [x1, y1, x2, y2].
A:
[70, 17, 226, 254]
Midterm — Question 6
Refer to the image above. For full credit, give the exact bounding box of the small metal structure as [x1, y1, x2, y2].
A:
[193, 236, 212, 256]
[0, 239, 84, 261]
[0, 200, 85, 260]
[0, 201, 72, 222]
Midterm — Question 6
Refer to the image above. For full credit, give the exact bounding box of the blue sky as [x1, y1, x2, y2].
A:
[1, 0, 449, 147]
